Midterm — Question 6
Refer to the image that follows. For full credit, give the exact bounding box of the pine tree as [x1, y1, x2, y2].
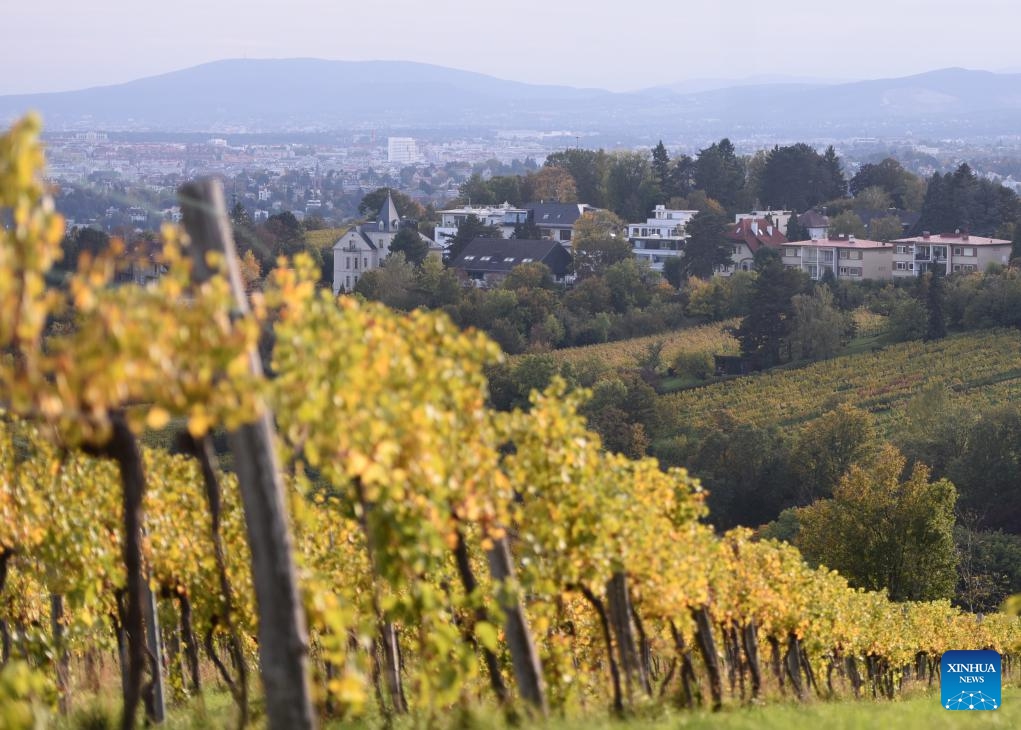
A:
[652, 141, 672, 198]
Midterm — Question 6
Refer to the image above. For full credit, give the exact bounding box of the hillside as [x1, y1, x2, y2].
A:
[3, 60, 1021, 137]
[656, 329, 1021, 438]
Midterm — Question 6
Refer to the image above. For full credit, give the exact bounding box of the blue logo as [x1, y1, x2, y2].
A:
[941, 650, 1001, 710]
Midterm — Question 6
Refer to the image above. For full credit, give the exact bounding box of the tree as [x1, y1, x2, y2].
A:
[524, 166, 577, 202]
[389, 226, 429, 267]
[947, 405, 1021, 532]
[662, 256, 684, 288]
[850, 158, 918, 208]
[790, 405, 878, 503]
[572, 210, 631, 278]
[855, 185, 893, 211]
[829, 211, 866, 238]
[353, 252, 417, 310]
[868, 215, 904, 242]
[512, 216, 544, 240]
[736, 248, 807, 368]
[442, 214, 502, 262]
[887, 298, 927, 342]
[358, 187, 423, 218]
[604, 151, 660, 222]
[651, 141, 672, 197]
[693, 139, 745, 210]
[679, 211, 731, 279]
[795, 446, 958, 601]
[544, 148, 610, 206]
[759, 144, 845, 212]
[784, 213, 809, 242]
[789, 285, 850, 361]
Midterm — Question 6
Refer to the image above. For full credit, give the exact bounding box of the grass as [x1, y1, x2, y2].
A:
[55, 686, 1021, 729]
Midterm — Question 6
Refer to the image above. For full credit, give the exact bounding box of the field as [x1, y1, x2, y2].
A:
[57, 686, 1021, 730]
[545, 320, 741, 370]
[657, 328, 1021, 436]
[305, 227, 348, 250]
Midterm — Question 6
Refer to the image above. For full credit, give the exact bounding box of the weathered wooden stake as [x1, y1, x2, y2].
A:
[179, 179, 315, 730]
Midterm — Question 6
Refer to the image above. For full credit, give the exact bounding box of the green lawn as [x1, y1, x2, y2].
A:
[60, 685, 1017, 729]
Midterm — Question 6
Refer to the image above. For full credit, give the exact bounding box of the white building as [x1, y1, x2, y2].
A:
[332, 191, 434, 294]
[433, 202, 529, 245]
[626, 205, 698, 271]
[387, 137, 419, 165]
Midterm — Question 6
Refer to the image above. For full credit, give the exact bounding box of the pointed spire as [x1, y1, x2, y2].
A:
[378, 189, 400, 233]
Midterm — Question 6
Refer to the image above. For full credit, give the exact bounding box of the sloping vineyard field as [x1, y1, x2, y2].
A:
[546, 319, 740, 370]
[659, 329, 1021, 436]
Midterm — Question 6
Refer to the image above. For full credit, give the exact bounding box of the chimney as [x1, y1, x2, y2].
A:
[962, 227, 969, 241]
[922, 231, 930, 240]
[848, 234, 856, 242]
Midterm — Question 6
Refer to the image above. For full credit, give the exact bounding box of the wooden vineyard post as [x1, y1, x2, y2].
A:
[179, 179, 316, 730]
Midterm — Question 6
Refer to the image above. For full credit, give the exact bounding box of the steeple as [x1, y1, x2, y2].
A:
[378, 189, 400, 233]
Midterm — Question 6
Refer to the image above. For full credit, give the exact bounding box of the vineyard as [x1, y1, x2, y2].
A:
[657, 328, 1021, 438]
[544, 320, 740, 370]
[1, 117, 1020, 730]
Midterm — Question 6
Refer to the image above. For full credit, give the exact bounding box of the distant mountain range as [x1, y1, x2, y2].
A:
[2, 59, 1020, 138]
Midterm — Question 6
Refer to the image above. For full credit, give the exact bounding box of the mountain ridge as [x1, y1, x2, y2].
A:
[2, 59, 1019, 137]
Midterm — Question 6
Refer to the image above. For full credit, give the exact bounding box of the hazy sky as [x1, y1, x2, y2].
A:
[5, 0, 1020, 95]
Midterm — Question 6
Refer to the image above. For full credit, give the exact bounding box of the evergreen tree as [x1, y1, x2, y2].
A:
[736, 248, 807, 368]
[652, 141, 672, 198]
[512, 216, 543, 240]
[694, 138, 745, 210]
[784, 212, 809, 242]
[442, 214, 502, 262]
[679, 211, 732, 279]
[389, 226, 430, 267]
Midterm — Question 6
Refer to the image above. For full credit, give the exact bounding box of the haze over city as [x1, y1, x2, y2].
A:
[5, 0, 1021, 95]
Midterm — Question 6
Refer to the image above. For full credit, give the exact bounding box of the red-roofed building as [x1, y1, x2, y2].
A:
[891, 232, 1011, 278]
[781, 235, 894, 281]
[720, 218, 789, 275]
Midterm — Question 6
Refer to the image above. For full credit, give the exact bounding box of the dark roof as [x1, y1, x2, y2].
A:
[377, 190, 400, 233]
[725, 218, 789, 252]
[798, 209, 830, 228]
[525, 202, 587, 228]
[451, 238, 572, 277]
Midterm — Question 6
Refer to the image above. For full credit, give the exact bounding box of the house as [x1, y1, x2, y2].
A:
[525, 202, 598, 244]
[735, 210, 793, 236]
[891, 232, 1012, 278]
[331, 191, 434, 294]
[721, 218, 789, 274]
[798, 209, 830, 240]
[780, 236, 893, 281]
[626, 205, 698, 271]
[450, 238, 573, 287]
[433, 202, 529, 245]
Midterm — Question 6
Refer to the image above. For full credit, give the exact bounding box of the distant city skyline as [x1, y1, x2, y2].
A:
[4, 0, 1021, 95]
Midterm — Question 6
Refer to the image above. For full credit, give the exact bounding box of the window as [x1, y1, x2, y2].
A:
[896, 244, 910, 254]
[479, 256, 492, 261]
[504, 257, 515, 262]
[463, 255, 476, 261]
[560, 230, 571, 241]
[839, 249, 863, 260]
[353, 258, 359, 270]
[364, 257, 368, 268]
[522, 257, 534, 263]
[954, 246, 976, 257]
[346, 276, 351, 288]
[953, 264, 978, 272]
[345, 257, 350, 268]
[785, 247, 799, 257]
[839, 266, 863, 277]
[895, 261, 910, 271]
